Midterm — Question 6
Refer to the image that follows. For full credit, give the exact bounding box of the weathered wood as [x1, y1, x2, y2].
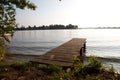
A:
[31, 59, 73, 67]
[31, 38, 86, 67]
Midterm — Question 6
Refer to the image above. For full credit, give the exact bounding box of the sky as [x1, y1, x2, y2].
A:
[16, 0, 120, 27]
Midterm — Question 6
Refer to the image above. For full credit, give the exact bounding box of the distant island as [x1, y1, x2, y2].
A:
[15, 24, 78, 30]
[15, 24, 120, 30]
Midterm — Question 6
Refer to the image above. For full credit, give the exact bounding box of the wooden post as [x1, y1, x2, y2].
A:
[80, 48, 82, 56]
[80, 42, 86, 56]
[83, 43, 86, 53]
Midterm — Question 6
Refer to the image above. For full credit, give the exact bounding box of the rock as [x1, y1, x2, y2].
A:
[66, 68, 71, 73]
[17, 76, 26, 80]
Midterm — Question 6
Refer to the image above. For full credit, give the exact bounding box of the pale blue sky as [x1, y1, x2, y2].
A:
[16, 0, 120, 27]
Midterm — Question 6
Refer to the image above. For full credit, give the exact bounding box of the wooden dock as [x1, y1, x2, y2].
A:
[31, 38, 86, 67]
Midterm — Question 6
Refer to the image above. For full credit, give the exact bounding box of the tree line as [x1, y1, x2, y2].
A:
[15, 24, 78, 30]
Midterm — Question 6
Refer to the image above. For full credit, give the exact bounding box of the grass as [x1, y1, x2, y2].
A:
[0, 56, 120, 80]
[47, 56, 120, 80]
[10, 61, 30, 70]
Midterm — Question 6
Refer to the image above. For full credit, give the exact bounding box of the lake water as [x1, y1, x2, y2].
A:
[10, 29, 120, 71]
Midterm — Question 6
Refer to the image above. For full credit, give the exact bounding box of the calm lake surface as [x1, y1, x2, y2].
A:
[10, 29, 120, 71]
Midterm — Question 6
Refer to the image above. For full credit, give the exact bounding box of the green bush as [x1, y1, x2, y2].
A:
[114, 73, 120, 80]
[49, 70, 73, 80]
[108, 64, 115, 73]
[73, 56, 86, 78]
[0, 62, 10, 72]
[72, 56, 103, 79]
[41, 64, 73, 80]
[84, 56, 102, 74]
[10, 61, 30, 70]
[41, 64, 63, 74]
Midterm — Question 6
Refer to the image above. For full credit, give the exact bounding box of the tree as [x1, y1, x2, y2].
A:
[0, 0, 36, 60]
[0, 0, 36, 41]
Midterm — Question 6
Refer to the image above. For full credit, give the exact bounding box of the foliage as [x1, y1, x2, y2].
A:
[109, 64, 115, 73]
[73, 56, 86, 78]
[49, 70, 73, 80]
[0, 0, 36, 59]
[73, 56, 83, 71]
[10, 61, 31, 70]
[84, 56, 102, 74]
[0, 38, 5, 60]
[72, 56, 103, 79]
[15, 24, 78, 30]
[47, 64, 73, 80]
[41, 64, 63, 74]
[48, 56, 103, 80]
[114, 73, 120, 80]
[0, 61, 10, 72]
[0, 0, 36, 41]
[0, 56, 120, 80]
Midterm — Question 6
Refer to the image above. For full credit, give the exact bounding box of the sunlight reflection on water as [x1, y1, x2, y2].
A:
[11, 29, 120, 58]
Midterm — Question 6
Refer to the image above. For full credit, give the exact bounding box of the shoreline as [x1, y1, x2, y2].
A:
[2, 53, 39, 65]
[85, 56, 120, 63]
[1, 53, 120, 80]
[2, 53, 120, 73]
[5, 53, 120, 63]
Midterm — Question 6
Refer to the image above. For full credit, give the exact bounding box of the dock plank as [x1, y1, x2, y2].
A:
[31, 38, 86, 67]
